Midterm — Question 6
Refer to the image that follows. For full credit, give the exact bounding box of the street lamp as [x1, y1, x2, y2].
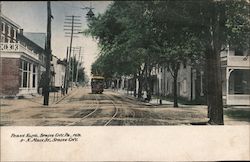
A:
[81, 7, 95, 19]
[86, 9, 95, 18]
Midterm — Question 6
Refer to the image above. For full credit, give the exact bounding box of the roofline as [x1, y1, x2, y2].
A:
[0, 13, 21, 29]
[24, 32, 47, 35]
[17, 33, 45, 53]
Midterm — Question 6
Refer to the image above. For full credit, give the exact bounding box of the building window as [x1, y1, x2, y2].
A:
[1, 34, 5, 43]
[7, 25, 11, 36]
[2, 22, 5, 34]
[13, 29, 16, 39]
[32, 65, 37, 88]
[28, 63, 31, 88]
[20, 61, 31, 88]
[23, 61, 28, 87]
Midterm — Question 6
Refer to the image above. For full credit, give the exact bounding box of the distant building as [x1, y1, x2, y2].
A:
[155, 47, 250, 106]
[0, 14, 46, 97]
[50, 55, 66, 90]
[221, 46, 250, 105]
[153, 63, 205, 103]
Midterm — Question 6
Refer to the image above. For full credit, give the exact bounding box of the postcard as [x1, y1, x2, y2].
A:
[1, 1, 249, 161]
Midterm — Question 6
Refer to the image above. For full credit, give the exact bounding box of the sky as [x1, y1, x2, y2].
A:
[1, 1, 112, 77]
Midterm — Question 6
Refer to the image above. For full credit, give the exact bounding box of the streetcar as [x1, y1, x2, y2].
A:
[91, 76, 104, 94]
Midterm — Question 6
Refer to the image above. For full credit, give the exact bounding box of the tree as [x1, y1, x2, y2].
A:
[86, 1, 161, 99]
[69, 56, 86, 85]
[191, 0, 249, 125]
[142, 1, 205, 107]
[86, 0, 250, 125]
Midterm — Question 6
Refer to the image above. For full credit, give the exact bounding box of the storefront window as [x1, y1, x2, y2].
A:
[21, 61, 30, 88]
[20, 61, 38, 89]
[32, 65, 37, 88]
[23, 71, 27, 87]
[7, 25, 11, 36]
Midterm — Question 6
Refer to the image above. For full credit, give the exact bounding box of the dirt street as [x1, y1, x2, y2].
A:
[0, 87, 249, 126]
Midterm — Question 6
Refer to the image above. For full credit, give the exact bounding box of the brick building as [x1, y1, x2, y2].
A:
[0, 14, 46, 97]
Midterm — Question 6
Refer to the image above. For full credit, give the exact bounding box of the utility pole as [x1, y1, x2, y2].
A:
[71, 47, 80, 89]
[64, 15, 81, 92]
[43, 1, 52, 105]
[63, 47, 69, 94]
[71, 51, 76, 89]
[62, 6, 94, 93]
[75, 47, 82, 85]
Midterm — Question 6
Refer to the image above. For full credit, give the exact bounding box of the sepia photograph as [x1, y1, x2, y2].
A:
[0, 1, 249, 161]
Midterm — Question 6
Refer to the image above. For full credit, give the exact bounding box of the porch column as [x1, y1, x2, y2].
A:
[20, 60, 24, 88]
[121, 77, 125, 89]
[226, 45, 230, 105]
[35, 65, 38, 90]
[163, 67, 166, 96]
[226, 67, 228, 105]
[136, 78, 139, 97]
[200, 71, 204, 96]
[158, 70, 162, 95]
[226, 68, 234, 105]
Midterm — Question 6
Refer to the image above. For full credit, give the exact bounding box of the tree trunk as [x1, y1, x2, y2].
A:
[207, 48, 223, 125]
[147, 76, 153, 101]
[205, 48, 212, 118]
[146, 67, 152, 101]
[207, 47, 224, 125]
[173, 69, 178, 108]
[207, 6, 224, 125]
[138, 75, 143, 99]
[133, 74, 137, 97]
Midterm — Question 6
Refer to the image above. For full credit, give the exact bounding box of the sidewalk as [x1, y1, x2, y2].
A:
[117, 89, 180, 106]
[0, 88, 78, 108]
[116, 88, 250, 125]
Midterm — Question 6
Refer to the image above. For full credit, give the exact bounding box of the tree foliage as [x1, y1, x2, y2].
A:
[69, 56, 86, 84]
[86, 0, 250, 124]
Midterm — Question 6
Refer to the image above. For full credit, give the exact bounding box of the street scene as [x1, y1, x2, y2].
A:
[0, 1, 250, 126]
[1, 87, 249, 126]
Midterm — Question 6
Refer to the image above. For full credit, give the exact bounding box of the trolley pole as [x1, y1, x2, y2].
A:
[43, 1, 52, 105]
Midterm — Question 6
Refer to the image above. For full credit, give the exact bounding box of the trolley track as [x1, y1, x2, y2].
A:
[102, 94, 121, 126]
[67, 94, 100, 126]
[66, 93, 121, 126]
